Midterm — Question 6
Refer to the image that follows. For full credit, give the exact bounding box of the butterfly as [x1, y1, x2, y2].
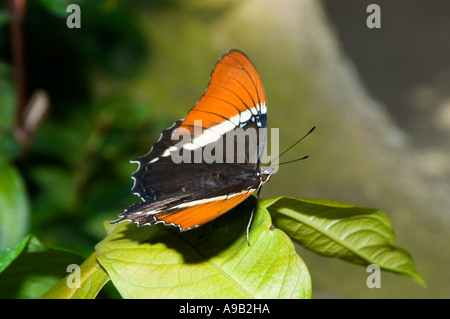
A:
[112, 49, 275, 232]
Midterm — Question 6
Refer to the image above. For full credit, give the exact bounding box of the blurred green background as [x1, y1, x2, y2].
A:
[0, 0, 449, 298]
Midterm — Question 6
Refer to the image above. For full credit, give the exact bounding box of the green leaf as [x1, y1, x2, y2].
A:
[0, 235, 85, 298]
[0, 164, 30, 250]
[96, 199, 311, 299]
[40, 252, 110, 299]
[0, 235, 31, 274]
[263, 197, 425, 286]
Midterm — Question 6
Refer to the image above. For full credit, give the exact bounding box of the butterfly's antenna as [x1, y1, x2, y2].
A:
[272, 126, 315, 163]
[265, 155, 310, 170]
[278, 155, 309, 166]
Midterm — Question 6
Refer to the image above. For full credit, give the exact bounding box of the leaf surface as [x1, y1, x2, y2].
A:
[0, 235, 85, 298]
[40, 252, 110, 299]
[96, 199, 311, 298]
[263, 197, 425, 286]
[0, 164, 29, 250]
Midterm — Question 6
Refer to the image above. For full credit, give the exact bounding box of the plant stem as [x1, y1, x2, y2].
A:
[10, 0, 28, 146]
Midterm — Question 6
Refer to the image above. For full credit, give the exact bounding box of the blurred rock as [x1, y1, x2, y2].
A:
[137, 0, 450, 298]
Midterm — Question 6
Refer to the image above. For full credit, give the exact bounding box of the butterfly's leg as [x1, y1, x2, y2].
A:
[246, 207, 254, 247]
[246, 195, 261, 247]
[256, 186, 262, 199]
